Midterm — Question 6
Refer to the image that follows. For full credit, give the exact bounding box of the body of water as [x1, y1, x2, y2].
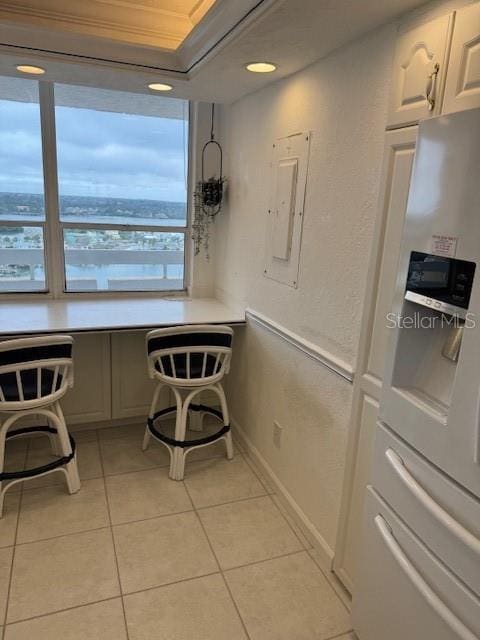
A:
[67, 263, 183, 288]
[0, 214, 187, 227]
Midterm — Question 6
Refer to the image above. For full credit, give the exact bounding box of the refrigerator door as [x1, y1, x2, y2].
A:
[373, 422, 480, 596]
[380, 108, 480, 497]
[353, 488, 480, 640]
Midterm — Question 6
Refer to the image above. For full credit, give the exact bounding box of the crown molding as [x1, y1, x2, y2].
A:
[0, 1, 191, 49]
[189, 0, 216, 25]
[93, 0, 192, 20]
[0, 22, 185, 71]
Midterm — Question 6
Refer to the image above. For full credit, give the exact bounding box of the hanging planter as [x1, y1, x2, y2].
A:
[192, 104, 226, 258]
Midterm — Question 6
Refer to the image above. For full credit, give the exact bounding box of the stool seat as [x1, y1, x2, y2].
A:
[143, 325, 234, 481]
[0, 369, 63, 402]
[0, 335, 80, 517]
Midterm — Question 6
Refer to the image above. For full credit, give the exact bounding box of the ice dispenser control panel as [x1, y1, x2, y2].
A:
[404, 251, 476, 319]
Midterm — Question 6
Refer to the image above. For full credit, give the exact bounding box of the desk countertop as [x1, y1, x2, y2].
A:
[0, 297, 245, 336]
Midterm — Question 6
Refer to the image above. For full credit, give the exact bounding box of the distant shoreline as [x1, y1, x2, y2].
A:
[0, 192, 187, 222]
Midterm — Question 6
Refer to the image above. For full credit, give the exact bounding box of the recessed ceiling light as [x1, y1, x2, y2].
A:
[245, 62, 277, 73]
[16, 64, 46, 75]
[148, 82, 173, 92]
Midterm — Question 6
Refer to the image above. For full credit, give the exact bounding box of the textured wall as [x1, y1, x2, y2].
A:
[216, 24, 396, 364]
[215, 23, 396, 553]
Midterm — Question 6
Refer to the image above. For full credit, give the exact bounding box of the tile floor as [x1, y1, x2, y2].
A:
[0, 423, 353, 640]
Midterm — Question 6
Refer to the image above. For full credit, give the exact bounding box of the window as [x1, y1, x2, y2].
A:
[0, 78, 189, 295]
[0, 78, 46, 292]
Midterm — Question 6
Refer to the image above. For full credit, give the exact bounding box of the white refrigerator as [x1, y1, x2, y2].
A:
[352, 108, 480, 640]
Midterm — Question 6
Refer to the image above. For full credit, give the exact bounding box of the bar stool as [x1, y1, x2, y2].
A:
[143, 325, 234, 480]
[0, 335, 80, 516]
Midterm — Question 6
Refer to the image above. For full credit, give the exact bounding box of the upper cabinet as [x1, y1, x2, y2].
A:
[387, 14, 452, 129]
[443, 2, 480, 114]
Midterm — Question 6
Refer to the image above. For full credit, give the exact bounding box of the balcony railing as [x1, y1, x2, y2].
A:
[0, 248, 184, 291]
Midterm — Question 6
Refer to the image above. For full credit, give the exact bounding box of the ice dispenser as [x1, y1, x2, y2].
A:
[387, 251, 476, 424]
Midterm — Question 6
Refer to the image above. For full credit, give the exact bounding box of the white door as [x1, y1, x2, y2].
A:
[387, 14, 452, 129]
[443, 3, 480, 114]
[334, 127, 417, 592]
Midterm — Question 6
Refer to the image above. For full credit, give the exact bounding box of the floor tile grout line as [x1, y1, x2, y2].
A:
[323, 630, 355, 640]
[307, 549, 352, 615]
[221, 548, 309, 574]
[97, 429, 131, 640]
[3, 595, 124, 629]
[192, 491, 268, 511]
[111, 506, 195, 529]
[2, 436, 29, 636]
[237, 449, 275, 495]
[120, 569, 222, 599]
[218, 572, 251, 640]
[266, 492, 313, 551]
[235, 450, 317, 551]
[238, 448, 317, 554]
[182, 479, 252, 640]
[13, 523, 112, 548]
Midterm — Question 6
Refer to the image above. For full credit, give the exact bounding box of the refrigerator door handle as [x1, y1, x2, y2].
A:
[374, 514, 478, 640]
[385, 448, 480, 555]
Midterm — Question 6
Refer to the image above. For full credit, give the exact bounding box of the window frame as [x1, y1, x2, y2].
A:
[0, 80, 192, 300]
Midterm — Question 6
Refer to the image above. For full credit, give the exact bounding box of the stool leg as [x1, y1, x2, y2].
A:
[215, 384, 233, 460]
[47, 417, 61, 456]
[174, 448, 186, 482]
[53, 403, 80, 494]
[142, 428, 151, 452]
[169, 389, 185, 480]
[189, 409, 204, 432]
[0, 419, 6, 518]
[143, 383, 162, 452]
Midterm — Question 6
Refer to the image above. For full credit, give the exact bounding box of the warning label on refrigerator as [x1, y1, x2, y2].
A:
[431, 234, 458, 257]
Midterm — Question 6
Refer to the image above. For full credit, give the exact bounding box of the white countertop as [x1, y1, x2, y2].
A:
[0, 297, 245, 336]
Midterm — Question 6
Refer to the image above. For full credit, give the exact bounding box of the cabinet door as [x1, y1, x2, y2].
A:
[334, 127, 417, 593]
[62, 333, 111, 425]
[336, 394, 379, 591]
[111, 331, 159, 420]
[443, 3, 480, 114]
[387, 14, 452, 129]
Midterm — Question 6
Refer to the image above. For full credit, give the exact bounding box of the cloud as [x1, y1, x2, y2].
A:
[0, 98, 188, 202]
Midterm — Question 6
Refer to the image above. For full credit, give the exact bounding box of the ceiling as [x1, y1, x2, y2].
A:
[0, 0, 217, 50]
[0, 0, 429, 103]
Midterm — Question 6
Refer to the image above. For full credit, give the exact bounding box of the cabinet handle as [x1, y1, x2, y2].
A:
[374, 515, 478, 640]
[426, 62, 440, 111]
[385, 448, 480, 556]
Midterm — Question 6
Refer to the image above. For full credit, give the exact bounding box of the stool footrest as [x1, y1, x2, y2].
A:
[1, 426, 76, 481]
[147, 404, 230, 449]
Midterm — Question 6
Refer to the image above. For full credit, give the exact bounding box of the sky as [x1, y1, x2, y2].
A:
[0, 98, 188, 203]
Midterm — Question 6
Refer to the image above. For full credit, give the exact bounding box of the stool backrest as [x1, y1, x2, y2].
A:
[146, 325, 233, 386]
[0, 335, 74, 410]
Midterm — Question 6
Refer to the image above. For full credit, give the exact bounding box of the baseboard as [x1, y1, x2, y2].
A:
[231, 415, 334, 575]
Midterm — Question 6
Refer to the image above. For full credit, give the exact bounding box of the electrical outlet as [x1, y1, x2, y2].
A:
[273, 420, 284, 448]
